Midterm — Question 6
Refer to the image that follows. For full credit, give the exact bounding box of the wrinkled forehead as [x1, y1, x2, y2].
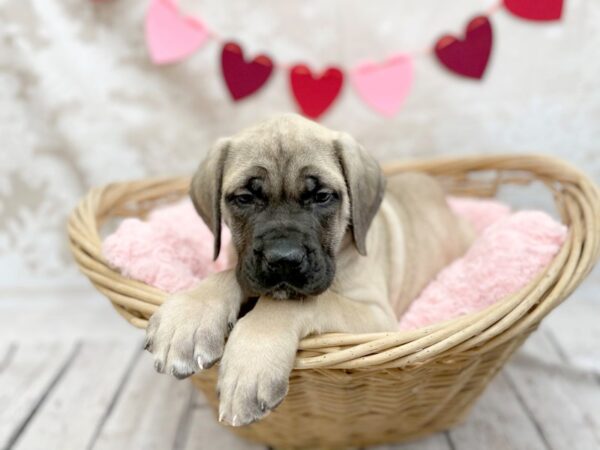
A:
[222, 134, 346, 195]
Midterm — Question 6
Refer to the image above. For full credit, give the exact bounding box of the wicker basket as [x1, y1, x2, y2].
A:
[68, 155, 600, 450]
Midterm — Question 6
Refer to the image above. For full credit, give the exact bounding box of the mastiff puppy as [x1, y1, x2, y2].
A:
[145, 114, 474, 426]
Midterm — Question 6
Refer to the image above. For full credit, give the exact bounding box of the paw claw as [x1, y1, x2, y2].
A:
[173, 371, 192, 380]
[196, 355, 219, 371]
[169, 362, 195, 380]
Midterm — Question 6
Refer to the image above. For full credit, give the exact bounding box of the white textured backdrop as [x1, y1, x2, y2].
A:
[1, 0, 599, 289]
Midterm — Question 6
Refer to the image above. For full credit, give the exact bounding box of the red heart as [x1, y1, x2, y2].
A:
[435, 16, 493, 80]
[504, 0, 563, 21]
[221, 42, 274, 101]
[289, 65, 344, 119]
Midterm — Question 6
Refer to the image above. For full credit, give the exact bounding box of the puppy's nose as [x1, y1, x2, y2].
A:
[263, 241, 305, 270]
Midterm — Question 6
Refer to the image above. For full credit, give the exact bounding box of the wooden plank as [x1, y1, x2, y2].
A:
[505, 330, 600, 449]
[543, 278, 600, 374]
[0, 341, 77, 450]
[92, 354, 196, 450]
[12, 340, 140, 450]
[180, 407, 265, 450]
[371, 432, 451, 450]
[0, 291, 140, 342]
[542, 326, 600, 444]
[528, 329, 600, 444]
[449, 373, 547, 450]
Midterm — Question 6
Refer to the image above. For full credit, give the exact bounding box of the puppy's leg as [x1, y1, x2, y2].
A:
[217, 292, 396, 426]
[145, 270, 245, 379]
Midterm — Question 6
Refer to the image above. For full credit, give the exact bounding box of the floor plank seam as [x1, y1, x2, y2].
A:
[542, 329, 569, 363]
[172, 385, 198, 450]
[502, 371, 553, 450]
[4, 341, 82, 450]
[540, 330, 600, 446]
[444, 430, 457, 450]
[86, 343, 144, 450]
[0, 343, 17, 373]
[544, 327, 600, 384]
[539, 341, 600, 447]
[513, 353, 597, 385]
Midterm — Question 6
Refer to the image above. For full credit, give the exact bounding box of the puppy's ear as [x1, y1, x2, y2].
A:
[190, 138, 230, 260]
[334, 132, 386, 256]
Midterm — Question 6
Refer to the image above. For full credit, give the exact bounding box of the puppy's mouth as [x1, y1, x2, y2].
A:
[240, 272, 332, 300]
[266, 283, 308, 300]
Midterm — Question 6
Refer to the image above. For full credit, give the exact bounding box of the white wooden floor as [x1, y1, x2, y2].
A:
[1, 269, 599, 450]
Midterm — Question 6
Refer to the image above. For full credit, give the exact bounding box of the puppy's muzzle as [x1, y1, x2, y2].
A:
[242, 223, 334, 299]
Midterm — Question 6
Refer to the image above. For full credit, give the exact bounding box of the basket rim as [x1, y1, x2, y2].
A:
[67, 153, 600, 369]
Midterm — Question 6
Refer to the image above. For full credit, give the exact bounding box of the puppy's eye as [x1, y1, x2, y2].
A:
[314, 190, 333, 204]
[234, 193, 254, 206]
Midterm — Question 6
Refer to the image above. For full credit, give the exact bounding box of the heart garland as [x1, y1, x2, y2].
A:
[504, 0, 564, 21]
[434, 16, 493, 80]
[221, 42, 274, 101]
[351, 54, 414, 117]
[142, 0, 565, 119]
[145, 0, 209, 65]
[290, 65, 344, 120]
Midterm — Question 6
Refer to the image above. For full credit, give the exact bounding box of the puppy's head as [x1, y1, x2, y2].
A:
[190, 114, 385, 299]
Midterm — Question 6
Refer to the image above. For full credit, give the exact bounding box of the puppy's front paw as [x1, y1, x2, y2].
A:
[145, 292, 238, 379]
[217, 318, 296, 427]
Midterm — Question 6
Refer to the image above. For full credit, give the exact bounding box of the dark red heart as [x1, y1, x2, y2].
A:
[434, 16, 493, 80]
[504, 0, 563, 21]
[221, 42, 274, 101]
[289, 65, 344, 119]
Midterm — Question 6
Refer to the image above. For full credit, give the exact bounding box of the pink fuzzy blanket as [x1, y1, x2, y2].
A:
[102, 197, 566, 330]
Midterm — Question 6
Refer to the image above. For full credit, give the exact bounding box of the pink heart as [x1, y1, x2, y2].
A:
[351, 54, 414, 117]
[145, 0, 209, 65]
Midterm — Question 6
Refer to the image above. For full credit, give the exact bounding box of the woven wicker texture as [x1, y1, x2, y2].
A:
[68, 155, 600, 449]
